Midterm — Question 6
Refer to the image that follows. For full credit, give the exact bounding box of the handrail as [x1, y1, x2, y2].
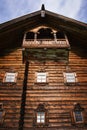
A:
[22, 39, 70, 48]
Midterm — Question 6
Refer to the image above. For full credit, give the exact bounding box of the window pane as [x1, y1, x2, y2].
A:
[75, 111, 83, 122]
[5, 73, 17, 82]
[37, 72, 46, 82]
[42, 79, 46, 82]
[41, 119, 45, 123]
[37, 119, 40, 123]
[37, 112, 45, 123]
[0, 112, 2, 119]
[65, 73, 76, 83]
[37, 116, 40, 119]
[37, 78, 41, 82]
[41, 115, 45, 118]
[67, 79, 75, 82]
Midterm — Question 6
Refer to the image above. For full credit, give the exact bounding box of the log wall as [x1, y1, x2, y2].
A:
[0, 48, 25, 130]
[23, 45, 87, 130]
[0, 45, 87, 130]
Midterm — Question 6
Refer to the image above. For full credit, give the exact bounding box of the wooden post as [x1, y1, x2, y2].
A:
[34, 32, 37, 42]
[22, 33, 26, 47]
[53, 31, 57, 42]
[64, 33, 70, 47]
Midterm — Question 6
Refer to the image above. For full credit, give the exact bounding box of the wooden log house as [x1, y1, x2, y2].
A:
[0, 5, 87, 130]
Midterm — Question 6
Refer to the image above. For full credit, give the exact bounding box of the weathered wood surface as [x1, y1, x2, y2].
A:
[0, 48, 25, 130]
[23, 45, 87, 129]
[0, 45, 87, 130]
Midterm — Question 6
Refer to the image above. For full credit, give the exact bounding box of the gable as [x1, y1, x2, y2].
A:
[0, 8, 87, 50]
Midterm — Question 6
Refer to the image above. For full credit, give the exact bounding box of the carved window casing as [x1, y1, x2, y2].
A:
[3, 72, 18, 83]
[33, 104, 48, 127]
[71, 103, 86, 127]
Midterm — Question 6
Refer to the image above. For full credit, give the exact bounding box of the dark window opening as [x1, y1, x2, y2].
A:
[37, 28, 54, 39]
[0, 103, 5, 124]
[71, 103, 86, 127]
[26, 32, 34, 40]
[74, 111, 83, 123]
[56, 31, 65, 39]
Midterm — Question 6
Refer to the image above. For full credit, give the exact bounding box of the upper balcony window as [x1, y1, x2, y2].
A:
[23, 27, 70, 49]
[26, 32, 34, 40]
[37, 28, 54, 39]
[56, 31, 65, 39]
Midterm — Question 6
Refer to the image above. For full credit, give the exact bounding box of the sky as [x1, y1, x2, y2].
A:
[0, 0, 87, 24]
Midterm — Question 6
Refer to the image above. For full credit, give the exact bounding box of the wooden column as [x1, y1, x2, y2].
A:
[53, 31, 57, 42]
[34, 32, 37, 42]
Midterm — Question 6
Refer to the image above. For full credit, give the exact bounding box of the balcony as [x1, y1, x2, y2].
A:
[22, 39, 70, 48]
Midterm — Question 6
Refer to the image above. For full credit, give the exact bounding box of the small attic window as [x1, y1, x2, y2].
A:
[3, 72, 18, 83]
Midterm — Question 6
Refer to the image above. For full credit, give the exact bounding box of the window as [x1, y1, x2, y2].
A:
[3, 72, 18, 83]
[34, 104, 48, 127]
[0, 111, 3, 120]
[37, 112, 45, 123]
[71, 103, 85, 127]
[63, 72, 77, 84]
[0, 103, 5, 124]
[37, 72, 46, 83]
[74, 111, 83, 123]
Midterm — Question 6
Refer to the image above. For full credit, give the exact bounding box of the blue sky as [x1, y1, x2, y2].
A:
[0, 0, 87, 24]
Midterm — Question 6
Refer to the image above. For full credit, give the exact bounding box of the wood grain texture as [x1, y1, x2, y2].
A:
[23, 45, 87, 129]
[0, 48, 25, 130]
[0, 45, 87, 130]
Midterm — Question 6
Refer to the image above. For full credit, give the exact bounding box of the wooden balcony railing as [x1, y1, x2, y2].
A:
[22, 39, 70, 48]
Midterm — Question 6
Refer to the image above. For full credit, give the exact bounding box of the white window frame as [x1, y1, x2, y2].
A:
[37, 112, 45, 123]
[63, 72, 77, 83]
[37, 72, 47, 83]
[3, 72, 18, 83]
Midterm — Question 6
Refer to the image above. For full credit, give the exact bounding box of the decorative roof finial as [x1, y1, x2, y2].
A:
[41, 4, 45, 17]
[41, 4, 45, 10]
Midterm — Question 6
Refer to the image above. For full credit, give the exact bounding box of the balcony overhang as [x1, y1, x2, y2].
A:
[22, 48, 69, 63]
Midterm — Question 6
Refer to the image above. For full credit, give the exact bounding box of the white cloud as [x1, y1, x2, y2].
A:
[0, 0, 85, 23]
